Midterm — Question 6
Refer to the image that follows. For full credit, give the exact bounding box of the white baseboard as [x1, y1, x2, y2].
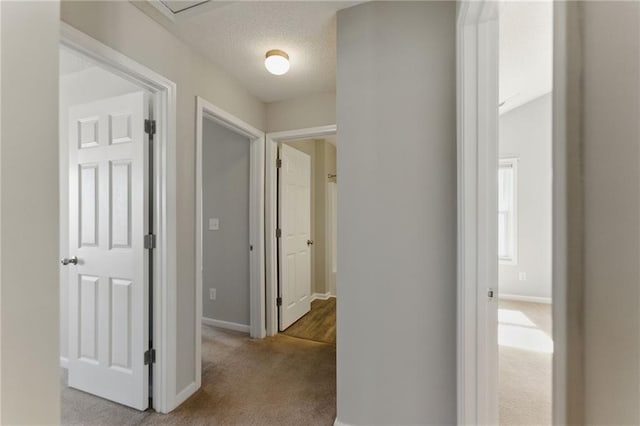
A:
[173, 381, 198, 410]
[60, 356, 68, 368]
[334, 419, 351, 426]
[202, 317, 250, 333]
[499, 293, 552, 304]
[310, 292, 336, 302]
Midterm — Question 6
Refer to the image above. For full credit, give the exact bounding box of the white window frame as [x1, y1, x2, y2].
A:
[498, 158, 518, 265]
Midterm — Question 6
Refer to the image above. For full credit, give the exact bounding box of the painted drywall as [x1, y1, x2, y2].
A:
[283, 139, 336, 296]
[0, 1, 60, 423]
[581, 2, 640, 424]
[266, 92, 336, 132]
[336, 2, 456, 424]
[499, 93, 552, 300]
[59, 64, 142, 360]
[61, 0, 266, 394]
[202, 118, 251, 326]
[325, 142, 337, 296]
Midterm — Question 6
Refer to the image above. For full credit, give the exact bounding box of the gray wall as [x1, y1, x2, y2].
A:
[581, 2, 640, 424]
[202, 119, 251, 326]
[1, 1, 61, 423]
[266, 92, 336, 132]
[61, 0, 265, 394]
[499, 93, 552, 300]
[336, 2, 456, 424]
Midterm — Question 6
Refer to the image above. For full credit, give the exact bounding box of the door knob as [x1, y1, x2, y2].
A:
[61, 256, 78, 266]
[307, 240, 314, 246]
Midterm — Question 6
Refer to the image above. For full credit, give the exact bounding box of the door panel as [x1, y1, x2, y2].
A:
[67, 91, 149, 410]
[278, 144, 312, 330]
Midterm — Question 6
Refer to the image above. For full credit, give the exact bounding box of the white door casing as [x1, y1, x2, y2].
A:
[67, 91, 150, 410]
[278, 144, 312, 330]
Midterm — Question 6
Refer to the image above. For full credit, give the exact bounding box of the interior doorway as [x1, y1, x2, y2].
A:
[59, 44, 156, 422]
[276, 136, 338, 345]
[497, 2, 554, 424]
[264, 126, 337, 342]
[59, 23, 178, 419]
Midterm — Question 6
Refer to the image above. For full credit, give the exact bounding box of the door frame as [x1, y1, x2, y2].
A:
[60, 23, 178, 414]
[265, 125, 337, 337]
[456, 1, 569, 424]
[194, 96, 266, 373]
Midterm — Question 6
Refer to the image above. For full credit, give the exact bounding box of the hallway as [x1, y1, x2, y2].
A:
[62, 326, 336, 425]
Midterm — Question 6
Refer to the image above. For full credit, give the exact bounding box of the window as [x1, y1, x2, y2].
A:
[498, 158, 517, 264]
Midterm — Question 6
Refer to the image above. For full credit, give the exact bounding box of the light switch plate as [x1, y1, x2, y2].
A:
[518, 272, 527, 281]
[209, 218, 220, 231]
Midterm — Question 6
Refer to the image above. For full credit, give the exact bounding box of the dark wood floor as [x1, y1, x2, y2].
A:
[282, 298, 336, 344]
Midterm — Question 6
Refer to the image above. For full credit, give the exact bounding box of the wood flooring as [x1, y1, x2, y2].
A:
[281, 298, 336, 344]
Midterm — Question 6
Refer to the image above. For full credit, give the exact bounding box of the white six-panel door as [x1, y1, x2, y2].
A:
[67, 92, 149, 410]
[278, 144, 312, 330]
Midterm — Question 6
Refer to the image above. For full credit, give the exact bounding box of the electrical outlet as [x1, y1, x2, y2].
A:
[210, 288, 216, 300]
[518, 272, 527, 281]
[209, 218, 220, 231]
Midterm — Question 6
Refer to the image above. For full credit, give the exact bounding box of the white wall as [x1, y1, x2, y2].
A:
[266, 92, 335, 132]
[202, 118, 251, 326]
[60, 0, 266, 395]
[581, 2, 640, 424]
[0, 1, 60, 423]
[59, 64, 142, 361]
[336, 2, 456, 424]
[499, 93, 552, 300]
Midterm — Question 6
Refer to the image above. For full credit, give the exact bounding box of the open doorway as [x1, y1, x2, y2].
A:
[276, 136, 337, 345]
[59, 45, 154, 420]
[58, 25, 177, 421]
[497, 2, 553, 424]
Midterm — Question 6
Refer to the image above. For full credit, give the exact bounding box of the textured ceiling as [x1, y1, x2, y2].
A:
[135, 1, 359, 103]
[499, 1, 553, 114]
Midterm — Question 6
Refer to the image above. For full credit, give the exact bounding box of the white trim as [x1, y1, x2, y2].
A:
[498, 157, 519, 265]
[201, 317, 250, 334]
[499, 294, 552, 305]
[310, 292, 335, 302]
[265, 125, 337, 337]
[195, 96, 265, 392]
[60, 22, 178, 414]
[457, 2, 499, 424]
[60, 357, 69, 369]
[333, 420, 351, 426]
[173, 382, 198, 409]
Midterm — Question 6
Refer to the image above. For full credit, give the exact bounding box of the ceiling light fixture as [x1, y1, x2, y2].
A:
[265, 49, 290, 76]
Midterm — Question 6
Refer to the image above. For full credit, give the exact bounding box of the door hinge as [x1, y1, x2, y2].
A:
[144, 348, 156, 365]
[488, 288, 495, 299]
[144, 234, 156, 249]
[145, 119, 156, 136]
[276, 158, 282, 168]
[276, 228, 282, 238]
[276, 297, 282, 306]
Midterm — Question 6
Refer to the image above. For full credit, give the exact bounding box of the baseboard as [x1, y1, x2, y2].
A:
[60, 356, 69, 368]
[499, 293, 552, 304]
[202, 317, 250, 333]
[310, 292, 336, 302]
[173, 381, 198, 410]
[334, 419, 352, 426]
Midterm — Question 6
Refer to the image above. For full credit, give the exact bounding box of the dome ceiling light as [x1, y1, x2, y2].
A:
[265, 49, 290, 76]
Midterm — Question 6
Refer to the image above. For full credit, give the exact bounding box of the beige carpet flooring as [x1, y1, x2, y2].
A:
[62, 326, 336, 425]
[281, 298, 336, 344]
[499, 300, 552, 426]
